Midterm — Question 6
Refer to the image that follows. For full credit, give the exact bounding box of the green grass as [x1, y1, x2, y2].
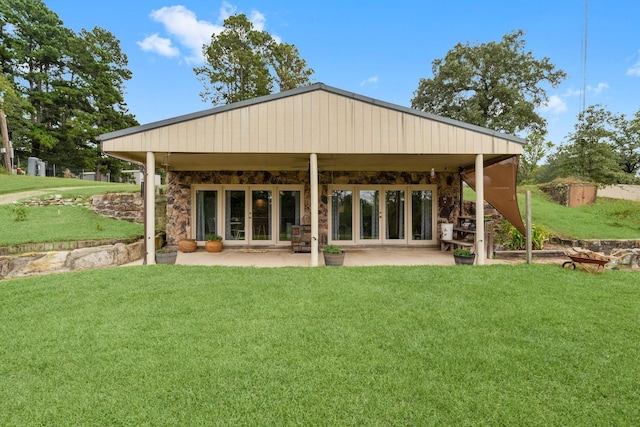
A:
[0, 265, 638, 425]
[0, 174, 138, 195]
[0, 205, 143, 246]
[520, 187, 640, 239]
[465, 185, 640, 240]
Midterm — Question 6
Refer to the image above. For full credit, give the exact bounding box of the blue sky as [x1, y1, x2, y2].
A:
[44, 0, 640, 146]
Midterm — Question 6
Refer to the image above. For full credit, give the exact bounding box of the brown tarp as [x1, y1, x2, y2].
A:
[460, 155, 526, 235]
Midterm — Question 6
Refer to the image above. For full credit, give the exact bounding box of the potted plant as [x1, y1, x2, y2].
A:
[323, 244, 345, 266]
[453, 247, 475, 265]
[204, 233, 223, 253]
[178, 238, 197, 253]
[155, 245, 178, 264]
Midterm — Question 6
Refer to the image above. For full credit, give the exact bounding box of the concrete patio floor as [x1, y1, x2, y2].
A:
[159, 247, 518, 267]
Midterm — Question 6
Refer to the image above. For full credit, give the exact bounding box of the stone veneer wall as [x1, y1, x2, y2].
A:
[165, 170, 461, 246]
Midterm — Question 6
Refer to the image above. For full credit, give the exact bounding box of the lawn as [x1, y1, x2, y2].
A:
[464, 185, 640, 240]
[1, 265, 638, 425]
[0, 174, 138, 195]
[0, 204, 143, 246]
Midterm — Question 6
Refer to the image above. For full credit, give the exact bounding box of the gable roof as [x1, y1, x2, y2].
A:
[99, 83, 524, 171]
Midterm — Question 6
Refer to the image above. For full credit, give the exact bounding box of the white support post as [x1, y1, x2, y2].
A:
[475, 154, 485, 265]
[145, 151, 156, 265]
[310, 153, 319, 267]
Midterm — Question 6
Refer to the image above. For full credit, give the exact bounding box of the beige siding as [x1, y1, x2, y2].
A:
[102, 90, 523, 157]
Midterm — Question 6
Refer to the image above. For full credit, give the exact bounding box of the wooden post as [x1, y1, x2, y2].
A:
[0, 96, 12, 172]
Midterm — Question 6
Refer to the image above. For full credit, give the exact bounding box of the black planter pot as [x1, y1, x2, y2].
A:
[453, 254, 475, 265]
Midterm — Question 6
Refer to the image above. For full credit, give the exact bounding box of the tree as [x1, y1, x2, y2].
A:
[519, 131, 554, 183]
[611, 109, 640, 178]
[554, 105, 625, 185]
[411, 30, 566, 136]
[195, 14, 314, 105]
[1, 0, 72, 158]
[0, 0, 137, 177]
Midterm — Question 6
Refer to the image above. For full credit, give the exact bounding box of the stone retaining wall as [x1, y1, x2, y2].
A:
[90, 193, 144, 223]
[0, 241, 144, 280]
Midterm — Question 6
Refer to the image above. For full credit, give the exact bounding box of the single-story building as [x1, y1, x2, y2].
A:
[98, 83, 526, 266]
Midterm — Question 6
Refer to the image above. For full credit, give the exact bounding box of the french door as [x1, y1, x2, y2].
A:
[330, 185, 435, 245]
[194, 185, 301, 246]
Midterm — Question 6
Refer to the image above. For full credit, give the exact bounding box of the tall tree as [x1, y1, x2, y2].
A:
[0, 0, 137, 177]
[195, 14, 314, 105]
[611, 110, 640, 178]
[1, 0, 71, 158]
[411, 30, 566, 136]
[554, 105, 626, 185]
[519, 131, 554, 183]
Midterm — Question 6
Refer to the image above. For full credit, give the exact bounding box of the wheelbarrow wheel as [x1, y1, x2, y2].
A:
[562, 261, 576, 269]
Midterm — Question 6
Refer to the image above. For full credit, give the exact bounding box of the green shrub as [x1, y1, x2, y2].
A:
[10, 204, 27, 222]
[453, 248, 473, 256]
[499, 222, 551, 250]
[323, 244, 343, 254]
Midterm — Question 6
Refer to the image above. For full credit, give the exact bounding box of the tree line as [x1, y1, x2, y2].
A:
[0, 0, 138, 180]
[1, 2, 638, 186]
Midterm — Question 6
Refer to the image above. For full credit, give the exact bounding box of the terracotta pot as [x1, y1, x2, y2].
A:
[205, 240, 223, 253]
[178, 239, 197, 253]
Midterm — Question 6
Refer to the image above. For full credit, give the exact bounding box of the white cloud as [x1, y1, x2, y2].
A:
[137, 33, 180, 58]
[627, 51, 640, 76]
[148, 6, 220, 64]
[250, 10, 266, 31]
[360, 76, 379, 86]
[541, 95, 567, 114]
[219, 1, 237, 21]
[140, 3, 276, 64]
[588, 82, 609, 94]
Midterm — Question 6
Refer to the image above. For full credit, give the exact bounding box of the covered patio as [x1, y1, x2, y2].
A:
[100, 83, 526, 267]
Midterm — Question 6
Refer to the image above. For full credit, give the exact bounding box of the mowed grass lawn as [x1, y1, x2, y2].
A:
[1, 265, 638, 425]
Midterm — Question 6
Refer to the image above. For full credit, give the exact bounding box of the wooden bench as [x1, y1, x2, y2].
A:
[440, 239, 474, 252]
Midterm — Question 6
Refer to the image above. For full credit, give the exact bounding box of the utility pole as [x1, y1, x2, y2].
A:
[0, 95, 12, 172]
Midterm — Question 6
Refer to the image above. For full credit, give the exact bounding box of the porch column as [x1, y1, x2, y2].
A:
[475, 154, 485, 265]
[145, 151, 156, 265]
[310, 153, 319, 266]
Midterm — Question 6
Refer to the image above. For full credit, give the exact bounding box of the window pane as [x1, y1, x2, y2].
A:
[385, 190, 405, 239]
[331, 190, 352, 240]
[411, 190, 433, 240]
[226, 190, 245, 240]
[279, 190, 300, 241]
[195, 190, 217, 240]
[252, 190, 272, 240]
[359, 190, 379, 240]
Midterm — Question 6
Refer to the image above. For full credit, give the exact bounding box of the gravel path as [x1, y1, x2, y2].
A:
[0, 187, 98, 205]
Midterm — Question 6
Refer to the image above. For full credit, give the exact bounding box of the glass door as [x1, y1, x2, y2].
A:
[331, 190, 353, 242]
[358, 189, 380, 243]
[411, 190, 433, 242]
[225, 190, 246, 241]
[251, 189, 273, 244]
[195, 190, 218, 241]
[278, 190, 300, 242]
[384, 189, 405, 243]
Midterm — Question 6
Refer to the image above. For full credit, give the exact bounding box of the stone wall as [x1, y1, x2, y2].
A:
[0, 241, 143, 280]
[91, 193, 144, 223]
[165, 170, 460, 245]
